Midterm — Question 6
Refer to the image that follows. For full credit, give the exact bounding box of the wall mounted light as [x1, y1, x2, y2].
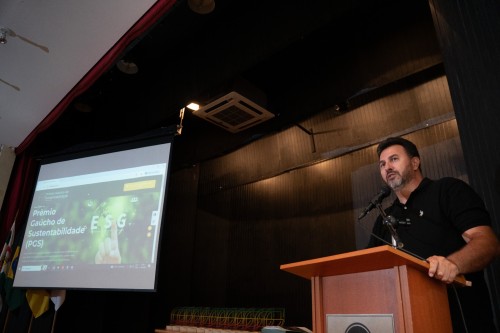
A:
[177, 107, 186, 135]
[176, 103, 202, 135]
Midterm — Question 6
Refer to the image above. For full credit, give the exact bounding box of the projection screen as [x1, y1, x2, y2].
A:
[13, 136, 173, 291]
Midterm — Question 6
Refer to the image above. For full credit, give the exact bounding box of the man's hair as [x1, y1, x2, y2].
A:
[376, 137, 420, 158]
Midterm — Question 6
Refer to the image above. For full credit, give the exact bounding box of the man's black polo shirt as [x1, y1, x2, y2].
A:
[368, 177, 496, 333]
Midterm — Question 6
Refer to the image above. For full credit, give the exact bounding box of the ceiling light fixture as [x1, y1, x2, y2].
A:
[116, 59, 139, 74]
[0, 27, 8, 44]
[188, 0, 215, 14]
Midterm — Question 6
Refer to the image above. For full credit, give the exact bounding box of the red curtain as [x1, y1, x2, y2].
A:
[16, 0, 177, 155]
[0, 0, 177, 242]
[0, 155, 37, 243]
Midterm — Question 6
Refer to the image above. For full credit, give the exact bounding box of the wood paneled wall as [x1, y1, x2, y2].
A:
[158, 1, 500, 329]
[163, 70, 471, 327]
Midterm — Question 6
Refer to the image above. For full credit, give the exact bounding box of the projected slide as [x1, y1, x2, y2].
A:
[14, 140, 172, 290]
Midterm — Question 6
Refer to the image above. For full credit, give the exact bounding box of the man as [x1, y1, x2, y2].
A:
[367, 137, 499, 333]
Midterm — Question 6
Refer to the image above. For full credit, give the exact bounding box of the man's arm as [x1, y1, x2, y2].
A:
[427, 225, 499, 283]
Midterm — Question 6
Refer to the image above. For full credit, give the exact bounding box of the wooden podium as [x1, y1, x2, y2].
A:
[280, 246, 469, 333]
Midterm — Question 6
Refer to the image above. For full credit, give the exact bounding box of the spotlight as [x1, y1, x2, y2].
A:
[188, 0, 215, 14]
[116, 59, 138, 74]
[186, 102, 200, 111]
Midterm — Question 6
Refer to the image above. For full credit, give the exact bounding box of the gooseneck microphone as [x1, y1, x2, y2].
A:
[357, 185, 391, 220]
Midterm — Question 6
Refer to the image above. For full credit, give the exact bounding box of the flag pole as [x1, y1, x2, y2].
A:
[50, 311, 58, 333]
[2, 310, 11, 333]
[27, 315, 34, 333]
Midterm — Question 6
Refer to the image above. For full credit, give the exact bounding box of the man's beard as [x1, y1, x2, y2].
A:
[386, 167, 411, 190]
[387, 175, 404, 190]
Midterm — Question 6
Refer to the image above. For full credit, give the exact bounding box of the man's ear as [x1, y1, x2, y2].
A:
[411, 156, 420, 170]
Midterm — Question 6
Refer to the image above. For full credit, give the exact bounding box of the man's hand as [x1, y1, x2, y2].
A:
[427, 255, 460, 284]
[427, 225, 500, 283]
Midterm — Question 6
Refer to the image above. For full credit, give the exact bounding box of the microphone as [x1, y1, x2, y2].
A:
[358, 185, 391, 220]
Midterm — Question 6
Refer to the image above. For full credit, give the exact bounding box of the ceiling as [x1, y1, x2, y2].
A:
[1, 0, 437, 170]
[0, 0, 158, 147]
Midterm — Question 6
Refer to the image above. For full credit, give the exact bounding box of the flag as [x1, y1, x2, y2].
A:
[0, 221, 15, 273]
[0, 222, 14, 266]
[50, 289, 67, 311]
[26, 290, 50, 318]
[5, 245, 24, 310]
[0, 221, 15, 312]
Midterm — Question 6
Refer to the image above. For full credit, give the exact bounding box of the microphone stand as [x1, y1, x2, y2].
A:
[375, 202, 404, 249]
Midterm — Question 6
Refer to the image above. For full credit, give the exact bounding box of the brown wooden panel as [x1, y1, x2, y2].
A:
[321, 268, 405, 332]
[399, 265, 452, 333]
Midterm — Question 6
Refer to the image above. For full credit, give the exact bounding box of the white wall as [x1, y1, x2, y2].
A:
[0, 0, 157, 147]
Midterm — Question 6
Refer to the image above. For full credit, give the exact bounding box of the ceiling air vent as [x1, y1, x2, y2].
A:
[192, 91, 274, 133]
